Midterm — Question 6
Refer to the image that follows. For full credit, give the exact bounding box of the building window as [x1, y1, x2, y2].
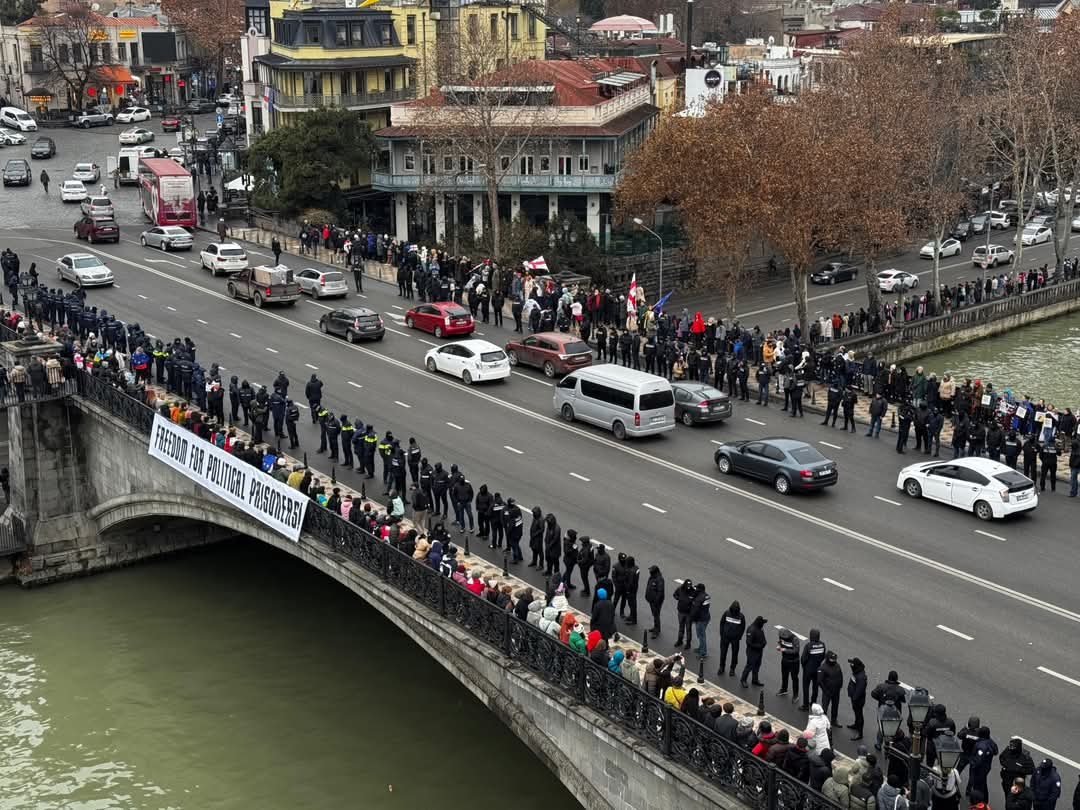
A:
[528, 14, 537, 39]
[558, 155, 572, 175]
[508, 13, 519, 40]
[130, 43, 138, 65]
[383, 68, 393, 91]
[357, 70, 367, 93]
[578, 154, 589, 173]
[305, 23, 321, 44]
[490, 13, 498, 40]
[73, 44, 82, 63]
[404, 152, 415, 171]
[519, 155, 533, 175]
[459, 156, 474, 173]
[117, 42, 126, 60]
[539, 155, 550, 173]
[303, 71, 322, 94]
[407, 15, 416, 45]
[443, 155, 455, 172]
[351, 22, 365, 46]
[336, 23, 349, 46]
[340, 72, 350, 94]
[467, 15, 479, 40]
[247, 6, 269, 35]
[499, 155, 511, 172]
[422, 153, 435, 174]
[88, 43, 97, 62]
[100, 43, 111, 62]
[379, 22, 392, 45]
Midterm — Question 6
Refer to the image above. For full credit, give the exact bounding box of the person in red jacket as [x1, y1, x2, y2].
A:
[752, 720, 777, 758]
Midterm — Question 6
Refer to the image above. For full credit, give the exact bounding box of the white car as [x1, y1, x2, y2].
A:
[877, 269, 919, 293]
[424, 339, 511, 385]
[116, 106, 151, 123]
[988, 210, 1012, 229]
[1071, 215, 1080, 233]
[167, 147, 186, 166]
[296, 268, 348, 298]
[897, 457, 1037, 521]
[0, 127, 26, 145]
[60, 180, 88, 202]
[72, 162, 100, 183]
[141, 225, 194, 251]
[200, 242, 248, 275]
[971, 244, 1014, 267]
[81, 195, 114, 218]
[1018, 225, 1052, 246]
[57, 253, 115, 287]
[119, 127, 154, 145]
[919, 238, 961, 259]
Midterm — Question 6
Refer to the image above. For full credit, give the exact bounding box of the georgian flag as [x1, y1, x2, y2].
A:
[522, 255, 548, 271]
[627, 273, 638, 313]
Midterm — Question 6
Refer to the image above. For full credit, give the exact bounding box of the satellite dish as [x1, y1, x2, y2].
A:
[91, 2, 100, 10]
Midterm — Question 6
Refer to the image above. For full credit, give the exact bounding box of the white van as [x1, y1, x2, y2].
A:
[0, 107, 37, 132]
[553, 364, 675, 439]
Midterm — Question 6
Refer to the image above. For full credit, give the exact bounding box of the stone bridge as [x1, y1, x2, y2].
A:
[0, 336, 838, 810]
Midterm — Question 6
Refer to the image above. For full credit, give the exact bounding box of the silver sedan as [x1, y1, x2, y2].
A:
[57, 253, 115, 287]
[140, 225, 194, 251]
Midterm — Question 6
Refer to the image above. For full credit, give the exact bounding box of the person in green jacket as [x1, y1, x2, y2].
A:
[568, 622, 587, 654]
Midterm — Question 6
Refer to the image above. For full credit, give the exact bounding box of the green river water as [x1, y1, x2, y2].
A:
[0, 539, 576, 810]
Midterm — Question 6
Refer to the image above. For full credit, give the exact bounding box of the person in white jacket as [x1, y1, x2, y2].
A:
[805, 702, 832, 753]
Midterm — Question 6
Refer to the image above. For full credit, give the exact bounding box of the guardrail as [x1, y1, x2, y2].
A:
[272, 87, 416, 110]
[74, 371, 841, 810]
[0, 375, 78, 409]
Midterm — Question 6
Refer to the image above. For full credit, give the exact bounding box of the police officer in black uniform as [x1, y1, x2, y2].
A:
[1040, 438, 1058, 491]
[285, 399, 300, 448]
[316, 404, 330, 453]
[340, 415, 355, 467]
[324, 411, 341, 461]
[777, 627, 801, 700]
[799, 629, 826, 711]
[305, 374, 323, 423]
[362, 425, 378, 478]
[406, 437, 421, 484]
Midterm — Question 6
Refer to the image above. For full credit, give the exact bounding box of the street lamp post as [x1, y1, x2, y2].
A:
[879, 688, 958, 810]
[632, 216, 663, 302]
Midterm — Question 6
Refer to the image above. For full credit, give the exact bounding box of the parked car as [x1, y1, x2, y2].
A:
[1071, 215, 1080, 233]
[200, 242, 248, 275]
[504, 332, 593, 377]
[970, 213, 989, 234]
[877, 269, 919, 292]
[671, 381, 732, 426]
[59, 180, 87, 202]
[161, 114, 182, 132]
[714, 437, 837, 495]
[424, 339, 510, 385]
[810, 262, 859, 285]
[919, 238, 962, 259]
[404, 301, 474, 338]
[1017, 225, 1052, 246]
[56, 253, 115, 287]
[185, 97, 217, 113]
[72, 107, 114, 128]
[1027, 214, 1054, 229]
[0, 107, 37, 132]
[318, 307, 385, 342]
[897, 457, 1037, 521]
[119, 127, 154, 145]
[295, 268, 348, 298]
[72, 162, 100, 183]
[74, 215, 119, 243]
[30, 136, 56, 158]
[0, 128, 26, 145]
[115, 106, 151, 123]
[81, 195, 114, 218]
[971, 244, 1015, 267]
[140, 225, 193, 251]
[2, 158, 30, 186]
[951, 219, 974, 241]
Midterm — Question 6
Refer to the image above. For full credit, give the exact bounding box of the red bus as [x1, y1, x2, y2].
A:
[138, 158, 196, 228]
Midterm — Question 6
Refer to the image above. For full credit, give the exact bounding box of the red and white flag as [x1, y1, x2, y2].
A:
[627, 273, 638, 313]
[522, 255, 548, 272]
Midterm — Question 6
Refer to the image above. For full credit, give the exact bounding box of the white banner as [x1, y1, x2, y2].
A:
[147, 414, 308, 541]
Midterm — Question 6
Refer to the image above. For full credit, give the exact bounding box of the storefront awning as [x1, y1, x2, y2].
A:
[93, 65, 136, 84]
[26, 87, 54, 98]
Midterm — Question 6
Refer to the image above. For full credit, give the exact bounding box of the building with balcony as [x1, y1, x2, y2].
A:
[372, 57, 657, 244]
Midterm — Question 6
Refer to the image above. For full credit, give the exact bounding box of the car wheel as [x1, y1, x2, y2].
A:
[313, 287, 320, 299]
[681, 411, 695, 426]
[89, 235, 96, 244]
[253, 292, 264, 308]
[434, 326, 443, 338]
[140, 236, 147, 246]
[426, 357, 438, 373]
[717, 455, 732, 474]
[974, 500, 994, 521]
[561, 404, 575, 422]
[346, 329, 356, 343]
[160, 241, 167, 252]
[405, 316, 415, 329]
[227, 283, 237, 298]
[904, 478, 923, 498]
[542, 360, 556, 378]
[507, 350, 518, 367]
[319, 320, 328, 333]
[612, 420, 627, 440]
[774, 475, 791, 495]
[57, 268, 63, 281]
[829, 277, 836, 285]
[462, 370, 474, 385]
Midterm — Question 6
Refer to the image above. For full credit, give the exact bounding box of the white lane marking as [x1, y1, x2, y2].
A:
[137, 294, 148, 299]
[1036, 665, 1080, 689]
[229, 332, 242, 339]
[248, 250, 269, 257]
[475, 331, 485, 336]
[188, 260, 201, 265]
[50, 238, 1080, 627]
[418, 338, 439, 347]
[305, 363, 318, 370]
[266, 347, 279, 354]
[936, 624, 974, 641]
[391, 304, 404, 310]
[348, 381, 363, 389]
[296, 403, 309, 410]
[711, 440, 724, 445]
[673, 578, 684, 584]
[745, 417, 766, 426]
[1021, 738, 1080, 771]
[385, 327, 409, 336]
[642, 502, 667, 514]
[775, 625, 807, 641]
[819, 440, 843, 450]
[446, 422, 464, 430]
[823, 577, 855, 591]
[570, 472, 591, 482]
[307, 301, 333, 311]
[165, 306, 177, 311]
[512, 371, 553, 386]
[145, 258, 184, 268]
[875, 495, 902, 506]
[197, 319, 208, 325]
[975, 529, 1007, 542]
[726, 537, 754, 550]
[356, 293, 368, 298]
[394, 400, 412, 409]
[383, 311, 405, 320]
[503, 444, 523, 454]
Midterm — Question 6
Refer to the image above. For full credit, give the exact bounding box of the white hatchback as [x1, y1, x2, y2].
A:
[424, 339, 510, 385]
[116, 106, 151, 123]
[877, 269, 919, 292]
[897, 457, 1037, 521]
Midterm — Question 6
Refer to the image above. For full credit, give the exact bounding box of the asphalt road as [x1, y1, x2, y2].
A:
[3, 208, 1079, 798]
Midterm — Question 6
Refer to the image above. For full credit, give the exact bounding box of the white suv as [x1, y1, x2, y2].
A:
[0, 107, 37, 132]
[971, 244, 1014, 267]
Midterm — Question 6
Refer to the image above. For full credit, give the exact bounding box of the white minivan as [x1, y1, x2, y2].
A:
[554, 364, 675, 439]
[0, 107, 38, 132]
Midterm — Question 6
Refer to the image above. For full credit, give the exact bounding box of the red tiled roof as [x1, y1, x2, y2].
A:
[19, 11, 160, 27]
[375, 104, 658, 139]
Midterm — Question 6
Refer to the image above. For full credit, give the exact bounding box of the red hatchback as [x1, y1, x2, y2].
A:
[74, 215, 120, 244]
[405, 301, 474, 338]
[161, 114, 182, 132]
[505, 331, 594, 377]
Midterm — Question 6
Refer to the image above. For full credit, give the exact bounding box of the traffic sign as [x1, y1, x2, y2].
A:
[216, 113, 223, 124]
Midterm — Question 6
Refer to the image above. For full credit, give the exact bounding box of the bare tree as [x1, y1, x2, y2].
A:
[161, 0, 243, 94]
[34, 1, 105, 108]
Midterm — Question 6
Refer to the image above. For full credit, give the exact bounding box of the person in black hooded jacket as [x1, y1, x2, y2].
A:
[528, 506, 544, 567]
[592, 544, 612, 583]
[611, 552, 629, 618]
[718, 600, 746, 678]
[577, 537, 594, 597]
[674, 580, 696, 650]
[562, 529, 578, 589]
[475, 484, 493, 539]
[644, 565, 665, 638]
[740, 615, 768, 688]
[543, 513, 561, 576]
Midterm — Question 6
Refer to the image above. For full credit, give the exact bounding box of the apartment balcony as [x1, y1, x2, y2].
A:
[23, 61, 48, 74]
[371, 171, 621, 194]
[272, 86, 416, 111]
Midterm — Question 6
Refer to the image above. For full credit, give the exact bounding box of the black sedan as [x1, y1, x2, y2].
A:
[714, 437, 837, 494]
[318, 307, 385, 342]
[672, 381, 732, 426]
[2, 158, 31, 186]
[30, 136, 56, 159]
[810, 262, 859, 285]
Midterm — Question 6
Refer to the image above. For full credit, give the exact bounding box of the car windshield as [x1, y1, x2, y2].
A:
[64, 182, 82, 189]
[322, 272, 344, 282]
[693, 386, 726, 400]
[16, 114, 31, 121]
[480, 350, 506, 363]
[90, 198, 109, 206]
[73, 257, 102, 269]
[219, 248, 245, 257]
[789, 446, 828, 464]
[75, 163, 93, 171]
[640, 390, 675, 410]
[994, 471, 1032, 490]
[561, 341, 590, 355]
[97, 221, 117, 228]
[446, 306, 469, 318]
[163, 227, 188, 236]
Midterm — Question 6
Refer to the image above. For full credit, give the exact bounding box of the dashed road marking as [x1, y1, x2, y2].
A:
[266, 347, 279, 354]
[383, 311, 405, 320]
[475, 331, 485, 336]
[503, 445, 523, 454]
[391, 304, 404, 310]
[874, 495, 902, 506]
[347, 381, 363, 389]
[975, 529, 1007, 542]
[1021, 739, 1080, 771]
[418, 339, 439, 347]
[512, 372, 553, 386]
[936, 624, 974, 641]
[642, 502, 667, 514]
[305, 363, 318, 370]
[188, 260, 201, 265]
[775, 625, 807, 641]
[823, 577, 854, 592]
[307, 301, 333, 310]
[446, 422, 464, 430]
[137, 294, 148, 299]
[394, 400, 412, 409]
[819, 440, 843, 450]
[385, 327, 409, 336]
[711, 440, 724, 445]
[296, 402, 309, 410]
[165, 306, 176, 311]
[229, 332, 242, 339]
[726, 537, 754, 550]
[570, 472, 591, 482]
[197, 319, 208, 325]
[745, 417, 767, 426]
[1036, 665, 1080, 689]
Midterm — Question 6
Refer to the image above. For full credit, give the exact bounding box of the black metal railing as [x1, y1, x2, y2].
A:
[0, 376, 79, 409]
[75, 371, 839, 810]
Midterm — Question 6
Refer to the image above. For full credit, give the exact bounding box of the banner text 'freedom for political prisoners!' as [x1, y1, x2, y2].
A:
[147, 414, 308, 542]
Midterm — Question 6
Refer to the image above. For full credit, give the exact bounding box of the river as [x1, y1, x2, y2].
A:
[0, 539, 576, 810]
[911, 310, 1080, 406]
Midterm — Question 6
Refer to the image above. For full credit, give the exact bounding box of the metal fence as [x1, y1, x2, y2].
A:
[0, 377, 79, 409]
[0, 512, 26, 556]
[76, 371, 840, 810]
